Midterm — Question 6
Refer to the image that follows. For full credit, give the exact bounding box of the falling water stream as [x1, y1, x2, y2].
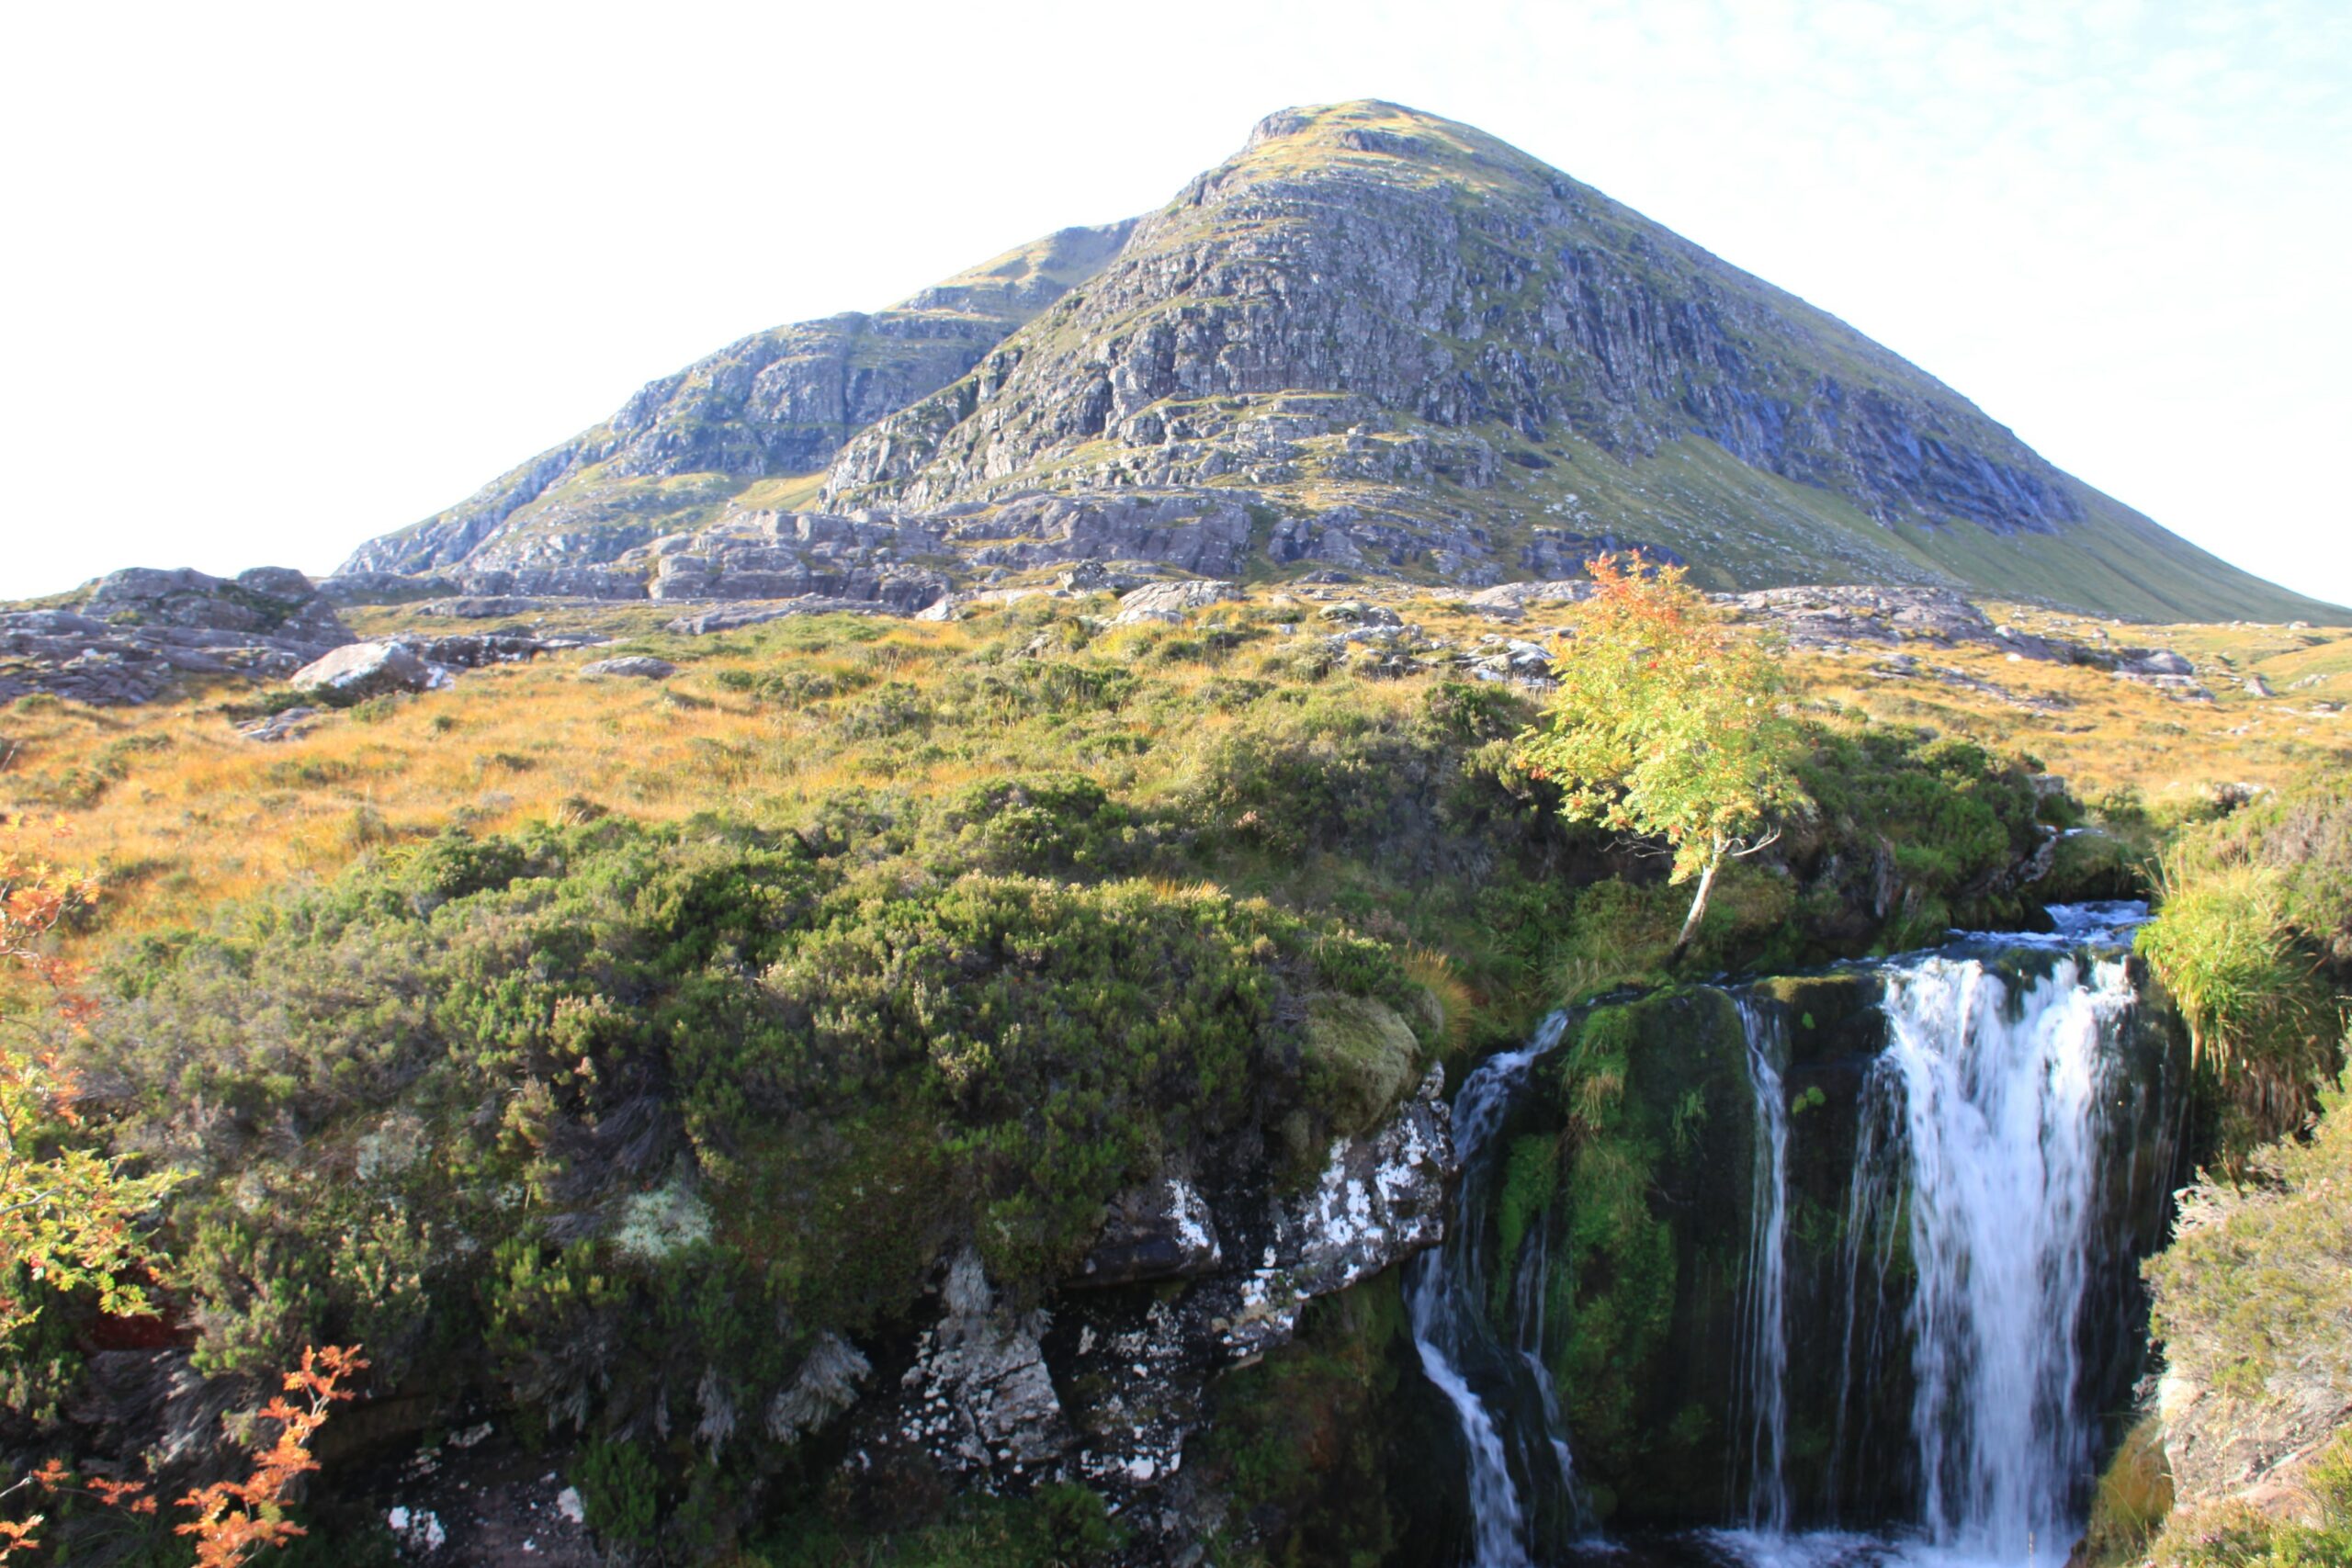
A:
[1732, 1000, 1793, 1536]
[1414, 905, 2168, 1567]
[1408, 1010, 1580, 1567]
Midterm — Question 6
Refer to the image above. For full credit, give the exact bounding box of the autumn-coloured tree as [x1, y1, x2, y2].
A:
[175, 1345, 368, 1564]
[0, 813, 177, 1344]
[1515, 554, 1807, 958]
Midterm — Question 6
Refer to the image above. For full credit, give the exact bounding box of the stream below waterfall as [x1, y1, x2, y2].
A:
[1408, 903, 2183, 1568]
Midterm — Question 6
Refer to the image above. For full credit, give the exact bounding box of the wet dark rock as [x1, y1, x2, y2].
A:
[1073, 1175, 1224, 1289]
[848, 1081, 1453, 1547]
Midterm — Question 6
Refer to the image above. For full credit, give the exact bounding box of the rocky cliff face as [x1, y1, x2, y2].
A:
[823, 104, 2075, 536]
[335, 101, 2341, 626]
[341, 222, 1136, 575]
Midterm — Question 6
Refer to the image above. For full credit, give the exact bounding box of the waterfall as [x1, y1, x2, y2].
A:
[1408, 1010, 1580, 1566]
[1732, 1000, 1793, 1533]
[1849, 952, 2138, 1559]
[1411, 907, 2170, 1566]
[1720, 908, 2165, 1565]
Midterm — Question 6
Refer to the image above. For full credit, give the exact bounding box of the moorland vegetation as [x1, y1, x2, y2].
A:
[0, 577, 2345, 1562]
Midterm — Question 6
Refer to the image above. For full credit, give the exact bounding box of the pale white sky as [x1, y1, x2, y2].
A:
[3, 0, 2346, 608]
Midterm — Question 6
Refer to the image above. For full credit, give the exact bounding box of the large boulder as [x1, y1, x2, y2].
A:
[1110, 579, 1239, 625]
[290, 641, 431, 702]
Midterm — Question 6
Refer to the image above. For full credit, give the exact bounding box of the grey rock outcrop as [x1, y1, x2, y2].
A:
[822, 102, 2090, 536]
[0, 567, 354, 706]
[413, 596, 548, 619]
[1109, 579, 1240, 625]
[627, 511, 948, 611]
[329, 101, 2341, 625]
[663, 598, 903, 637]
[849, 1077, 1453, 1546]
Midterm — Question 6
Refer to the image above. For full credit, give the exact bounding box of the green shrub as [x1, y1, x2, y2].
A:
[2147, 1068, 2352, 1404]
[69, 805, 1432, 1428]
[573, 1437, 662, 1546]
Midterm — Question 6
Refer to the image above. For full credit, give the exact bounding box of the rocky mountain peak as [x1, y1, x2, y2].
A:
[332, 103, 2344, 626]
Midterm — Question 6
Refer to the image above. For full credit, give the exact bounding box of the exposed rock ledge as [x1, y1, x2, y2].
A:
[0, 568, 352, 706]
[842, 1071, 1453, 1551]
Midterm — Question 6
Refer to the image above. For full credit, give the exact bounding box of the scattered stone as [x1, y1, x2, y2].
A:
[1054, 560, 1145, 593]
[414, 596, 547, 619]
[2245, 675, 2276, 698]
[236, 705, 322, 743]
[401, 634, 546, 670]
[1317, 601, 1402, 626]
[664, 597, 901, 636]
[576, 656, 675, 681]
[386, 1505, 447, 1552]
[1451, 579, 1592, 618]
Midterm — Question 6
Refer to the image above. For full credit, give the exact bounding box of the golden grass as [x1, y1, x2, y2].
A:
[3, 593, 2344, 971]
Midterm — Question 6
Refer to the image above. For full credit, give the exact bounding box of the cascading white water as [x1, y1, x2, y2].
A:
[1732, 1001, 1793, 1533]
[1408, 1010, 1577, 1567]
[1418, 908, 2165, 1567]
[1728, 907, 2158, 1566]
[1861, 953, 2137, 1560]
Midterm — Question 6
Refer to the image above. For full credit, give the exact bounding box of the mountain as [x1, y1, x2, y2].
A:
[341, 221, 1136, 574]
[342, 101, 2342, 625]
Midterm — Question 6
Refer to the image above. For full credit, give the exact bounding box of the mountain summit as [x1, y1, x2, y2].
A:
[344, 101, 2337, 624]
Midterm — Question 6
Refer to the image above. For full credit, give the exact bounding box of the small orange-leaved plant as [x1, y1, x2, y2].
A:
[0, 1345, 365, 1562]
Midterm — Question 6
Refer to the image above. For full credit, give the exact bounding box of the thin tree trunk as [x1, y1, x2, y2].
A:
[1670, 847, 1722, 963]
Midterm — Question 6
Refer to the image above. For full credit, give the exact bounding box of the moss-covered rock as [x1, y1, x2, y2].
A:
[1305, 993, 1423, 1139]
[1518, 987, 1761, 1522]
